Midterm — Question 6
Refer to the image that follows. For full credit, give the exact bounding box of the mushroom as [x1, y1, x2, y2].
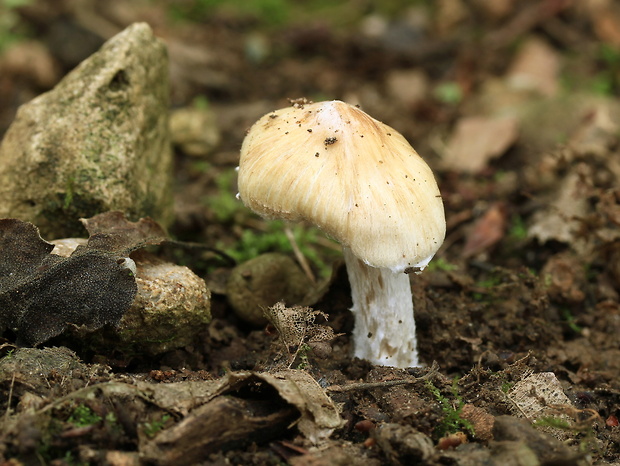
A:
[237, 100, 445, 367]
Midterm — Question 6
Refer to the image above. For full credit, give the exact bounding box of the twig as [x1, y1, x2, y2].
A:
[284, 227, 316, 284]
[484, 0, 569, 50]
[327, 361, 440, 393]
[4, 373, 16, 421]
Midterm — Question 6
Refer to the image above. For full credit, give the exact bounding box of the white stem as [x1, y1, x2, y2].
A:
[343, 247, 420, 368]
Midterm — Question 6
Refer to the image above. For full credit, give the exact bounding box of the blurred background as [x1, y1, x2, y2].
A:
[1, 0, 619, 272]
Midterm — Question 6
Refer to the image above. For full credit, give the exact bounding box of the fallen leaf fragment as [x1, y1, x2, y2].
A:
[507, 372, 573, 440]
[460, 404, 495, 441]
[462, 202, 507, 258]
[255, 370, 345, 443]
[142, 394, 297, 465]
[0, 211, 169, 346]
[443, 115, 518, 173]
[142, 369, 344, 464]
[0, 218, 137, 346]
[506, 37, 560, 97]
[528, 169, 589, 249]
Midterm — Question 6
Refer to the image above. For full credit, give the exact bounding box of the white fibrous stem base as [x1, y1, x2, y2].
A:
[343, 247, 420, 368]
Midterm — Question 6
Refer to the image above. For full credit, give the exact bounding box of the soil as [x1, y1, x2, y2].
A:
[1, 1, 620, 465]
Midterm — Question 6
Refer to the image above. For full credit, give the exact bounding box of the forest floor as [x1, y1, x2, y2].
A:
[1, 1, 620, 465]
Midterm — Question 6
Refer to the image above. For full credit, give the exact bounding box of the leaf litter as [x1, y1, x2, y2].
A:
[0, 211, 167, 346]
[3, 1, 620, 465]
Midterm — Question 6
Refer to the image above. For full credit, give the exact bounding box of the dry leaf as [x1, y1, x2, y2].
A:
[507, 37, 560, 97]
[0, 211, 168, 346]
[462, 202, 507, 258]
[507, 372, 573, 440]
[264, 302, 341, 368]
[528, 169, 589, 249]
[443, 116, 519, 173]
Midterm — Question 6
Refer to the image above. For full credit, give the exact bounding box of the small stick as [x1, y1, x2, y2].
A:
[284, 226, 316, 284]
[327, 361, 439, 392]
[4, 373, 16, 420]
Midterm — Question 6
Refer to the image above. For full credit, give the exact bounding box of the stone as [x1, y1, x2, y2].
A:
[0, 23, 173, 238]
[226, 253, 311, 326]
[169, 105, 220, 157]
[113, 252, 211, 355]
[374, 423, 435, 464]
[51, 240, 211, 355]
[492, 416, 586, 465]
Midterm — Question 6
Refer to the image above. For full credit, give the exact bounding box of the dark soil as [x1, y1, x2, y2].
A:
[1, 1, 620, 465]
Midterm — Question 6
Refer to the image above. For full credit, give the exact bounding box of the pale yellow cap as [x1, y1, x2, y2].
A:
[238, 100, 445, 273]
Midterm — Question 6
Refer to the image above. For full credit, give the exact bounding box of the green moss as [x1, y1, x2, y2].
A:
[508, 214, 528, 241]
[168, 0, 432, 31]
[143, 414, 172, 438]
[560, 307, 583, 334]
[426, 257, 457, 272]
[425, 378, 475, 438]
[0, 0, 32, 53]
[222, 221, 337, 278]
[67, 404, 102, 427]
[204, 169, 244, 223]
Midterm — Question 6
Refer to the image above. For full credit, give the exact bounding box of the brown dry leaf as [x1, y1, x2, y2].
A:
[264, 302, 341, 368]
[257, 370, 345, 443]
[568, 101, 619, 157]
[0, 40, 61, 88]
[460, 404, 495, 441]
[507, 372, 574, 440]
[0, 218, 137, 346]
[462, 202, 507, 258]
[528, 168, 589, 251]
[471, 0, 516, 21]
[587, 1, 620, 47]
[540, 253, 586, 304]
[171, 370, 344, 443]
[443, 116, 519, 173]
[506, 37, 560, 97]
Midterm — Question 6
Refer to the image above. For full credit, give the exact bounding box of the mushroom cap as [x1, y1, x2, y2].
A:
[238, 100, 445, 273]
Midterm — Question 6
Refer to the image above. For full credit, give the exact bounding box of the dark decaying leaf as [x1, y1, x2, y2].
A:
[0, 211, 168, 346]
[81, 210, 168, 254]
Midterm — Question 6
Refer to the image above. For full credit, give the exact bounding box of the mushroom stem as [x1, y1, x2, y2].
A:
[343, 247, 420, 368]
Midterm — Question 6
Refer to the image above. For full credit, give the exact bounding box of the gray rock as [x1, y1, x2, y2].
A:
[0, 23, 173, 238]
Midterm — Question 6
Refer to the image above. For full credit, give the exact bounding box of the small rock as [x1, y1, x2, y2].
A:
[0, 23, 173, 238]
[226, 253, 312, 326]
[169, 105, 221, 157]
[492, 416, 586, 465]
[0, 347, 83, 383]
[373, 423, 435, 464]
[115, 252, 211, 355]
[489, 441, 539, 466]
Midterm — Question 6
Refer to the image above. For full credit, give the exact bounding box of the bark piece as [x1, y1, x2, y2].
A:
[141, 396, 297, 466]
